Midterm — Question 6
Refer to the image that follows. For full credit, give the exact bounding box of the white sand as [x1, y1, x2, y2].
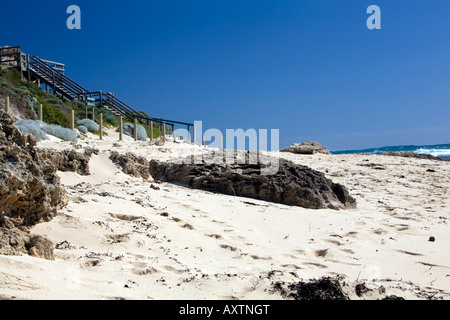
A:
[1, 128, 449, 300]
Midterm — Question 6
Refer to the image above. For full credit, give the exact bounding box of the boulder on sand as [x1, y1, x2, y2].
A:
[281, 141, 331, 155]
[148, 157, 356, 210]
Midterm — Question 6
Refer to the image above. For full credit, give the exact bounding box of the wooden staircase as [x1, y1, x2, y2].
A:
[0, 46, 193, 132]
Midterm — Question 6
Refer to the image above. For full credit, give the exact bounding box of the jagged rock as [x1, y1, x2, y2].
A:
[281, 141, 331, 155]
[27, 234, 54, 260]
[0, 110, 64, 259]
[37, 147, 98, 175]
[148, 157, 356, 210]
[109, 151, 150, 179]
[149, 136, 164, 146]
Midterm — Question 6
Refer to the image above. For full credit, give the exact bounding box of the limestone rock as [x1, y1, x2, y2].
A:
[109, 151, 151, 179]
[381, 151, 442, 161]
[38, 147, 98, 175]
[281, 141, 331, 155]
[0, 110, 64, 259]
[148, 158, 356, 210]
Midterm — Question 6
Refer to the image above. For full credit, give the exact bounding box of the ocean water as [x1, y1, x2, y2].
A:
[332, 143, 450, 161]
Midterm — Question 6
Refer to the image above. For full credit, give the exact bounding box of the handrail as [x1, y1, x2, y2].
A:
[30, 56, 88, 94]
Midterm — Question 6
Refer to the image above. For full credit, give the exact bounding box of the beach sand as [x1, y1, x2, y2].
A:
[1, 128, 449, 300]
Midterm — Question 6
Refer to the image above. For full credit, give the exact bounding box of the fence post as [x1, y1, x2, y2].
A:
[149, 121, 153, 141]
[163, 123, 166, 143]
[92, 106, 95, 121]
[134, 118, 138, 141]
[119, 116, 123, 141]
[99, 113, 103, 140]
[38, 103, 42, 121]
[70, 110, 74, 131]
[5, 96, 10, 113]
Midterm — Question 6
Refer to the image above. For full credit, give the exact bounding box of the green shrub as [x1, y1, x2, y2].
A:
[41, 101, 70, 128]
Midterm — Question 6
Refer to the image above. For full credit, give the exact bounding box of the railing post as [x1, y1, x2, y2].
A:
[26, 54, 30, 83]
[92, 106, 95, 121]
[99, 113, 103, 140]
[119, 116, 123, 141]
[134, 118, 138, 141]
[52, 70, 56, 95]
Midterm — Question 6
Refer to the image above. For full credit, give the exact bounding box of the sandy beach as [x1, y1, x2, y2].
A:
[1, 127, 449, 300]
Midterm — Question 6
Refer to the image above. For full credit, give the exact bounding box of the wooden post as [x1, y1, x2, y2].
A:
[202, 136, 205, 146]
[119, 116, 123, 141]
[92, 106, 95, 121]
[5, 96, 9, 113]
[84, 102, 87, 119]
[150, 121, 153, 141]
[70, 110, 74, 131]
[38, 103, 42, 121]
[193, 124, 196, 144]
[99, 113, 103, 140]
[134, 118, 138, 141]
[163, 123, 166, 143]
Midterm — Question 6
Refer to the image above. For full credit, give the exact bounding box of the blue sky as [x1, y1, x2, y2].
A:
[1, 0, 449, 151]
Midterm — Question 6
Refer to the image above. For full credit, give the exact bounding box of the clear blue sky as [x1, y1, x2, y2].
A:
[1, 0, 449, 151]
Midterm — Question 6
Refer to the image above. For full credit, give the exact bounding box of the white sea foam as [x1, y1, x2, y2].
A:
[414, 148, 450, 157]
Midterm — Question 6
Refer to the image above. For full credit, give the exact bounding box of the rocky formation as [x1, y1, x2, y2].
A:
[0, 110, 65, 259]
[281, 141, 331, 155]
[148, 157, 356, 210]
[381, 151, 442, 161]
[38, 147, 98, 175]
[109, 151, 151, 179]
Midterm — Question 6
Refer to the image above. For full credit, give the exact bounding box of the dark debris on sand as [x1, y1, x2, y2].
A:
[273, 277, 349, 300]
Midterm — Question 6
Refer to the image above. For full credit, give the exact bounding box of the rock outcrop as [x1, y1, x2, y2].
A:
[281, 141, 331, 155]
[38, 147, 99, 175]
[381, 151, 442, 161]
[148, 157, 356, 210]
[109, 151, 151, 179]
[0, 110, 65, 259]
